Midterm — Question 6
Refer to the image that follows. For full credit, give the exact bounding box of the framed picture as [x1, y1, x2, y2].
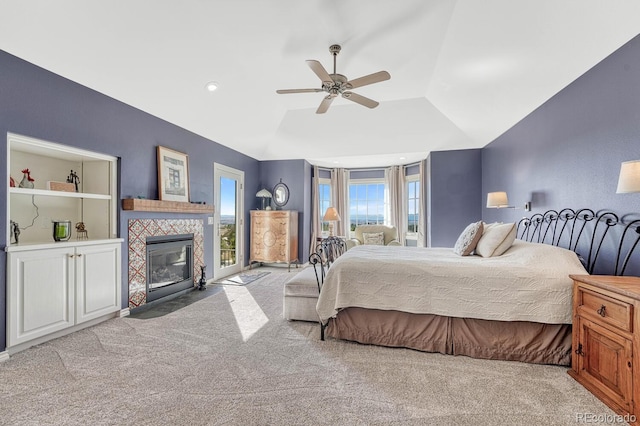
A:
[157, 146, 190, 202]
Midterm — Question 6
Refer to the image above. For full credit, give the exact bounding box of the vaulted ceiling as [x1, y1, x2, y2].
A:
[1, 1, 639, 168]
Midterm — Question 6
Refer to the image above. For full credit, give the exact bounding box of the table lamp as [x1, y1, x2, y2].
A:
[256, 188, 272, 210]
[323, 207, 341, 237]
[616, 160, 640, 193]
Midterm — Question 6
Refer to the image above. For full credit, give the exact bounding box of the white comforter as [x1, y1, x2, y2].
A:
[316, 240, 588, 324]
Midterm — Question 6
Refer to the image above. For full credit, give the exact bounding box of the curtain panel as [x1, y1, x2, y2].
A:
[310, 165, 321, 254]
[385, 165, 406, 245]
[331, 168, 350, 237]
[417, 159, 427, 247]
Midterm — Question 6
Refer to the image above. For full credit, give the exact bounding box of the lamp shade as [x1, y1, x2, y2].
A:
[486, 191, 509, 208]
[256, 188, 272, 198]
[323, 207, 341, 221]
[616, 160, 640, 193]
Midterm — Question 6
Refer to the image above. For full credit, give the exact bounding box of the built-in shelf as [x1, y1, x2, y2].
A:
[121, 198, 214, 214]
[8, 132, 118, 245]
[10, 187, 111, 200]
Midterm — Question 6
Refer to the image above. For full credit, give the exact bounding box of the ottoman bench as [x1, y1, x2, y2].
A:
[283, 266, 321, 322]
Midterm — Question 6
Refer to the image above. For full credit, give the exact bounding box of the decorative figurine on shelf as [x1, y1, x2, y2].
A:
[75, 222, 88, 240]
[10, 220, 20, 244]
[66, 170, 80, 192]
[9, 176, 15, 187]
[198, 265, 207, 291]
[18, 168, 34, 189]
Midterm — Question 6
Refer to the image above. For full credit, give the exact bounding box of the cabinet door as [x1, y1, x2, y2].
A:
[577, 317, 633, 412]
[250, 212, 265, 261]
[75, 243, 122, 323]
[274, 214, 290, 262]
[7, 247, 75, 347]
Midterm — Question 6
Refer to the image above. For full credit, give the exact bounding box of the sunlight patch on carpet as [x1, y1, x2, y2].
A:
[223, 285, 269, 341]
[214, 271, 270, 286]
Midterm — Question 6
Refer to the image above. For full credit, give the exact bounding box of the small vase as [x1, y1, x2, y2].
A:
[18, 173, 34, 189]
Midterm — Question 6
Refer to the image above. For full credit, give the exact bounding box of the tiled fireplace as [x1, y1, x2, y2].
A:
[128, 219, 204, 309]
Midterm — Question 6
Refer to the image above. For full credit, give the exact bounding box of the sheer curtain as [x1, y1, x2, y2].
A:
[331, 168, 350, 237]
[385, 165, 406, 245]
[417, 159, 427, 247]
[309, 165, 321, 254]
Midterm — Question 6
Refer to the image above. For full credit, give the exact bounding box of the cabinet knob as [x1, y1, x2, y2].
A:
[596, 304, 606, 317]
[575, 343, 585, 356]
[68, 254, 75, 258]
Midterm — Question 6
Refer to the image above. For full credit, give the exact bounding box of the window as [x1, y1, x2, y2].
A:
[349, 180, 386, 234]
[406, 176, 420, 243]
[318, 179, 331, 236]
[407, 178, 419, 234]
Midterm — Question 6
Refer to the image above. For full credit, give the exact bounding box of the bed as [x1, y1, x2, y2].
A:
[317, 210, 638, 366]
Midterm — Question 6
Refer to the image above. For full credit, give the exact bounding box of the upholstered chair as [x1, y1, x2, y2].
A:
[346, 225, 401, 250]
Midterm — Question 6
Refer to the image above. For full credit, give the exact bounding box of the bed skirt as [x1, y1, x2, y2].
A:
[325, 307, 572, 366]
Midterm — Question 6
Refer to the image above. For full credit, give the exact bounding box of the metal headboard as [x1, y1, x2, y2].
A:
[309, 236, 346, 293]
[517, 209, 640, 276]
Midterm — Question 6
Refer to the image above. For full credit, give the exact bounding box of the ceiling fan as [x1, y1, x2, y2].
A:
[276, 44, 391, 114]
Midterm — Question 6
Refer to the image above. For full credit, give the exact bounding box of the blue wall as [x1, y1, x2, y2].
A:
[259, 159, 312, 264]
[427, 149, 483, 247]
[482, 34, 640, 275]
[0, 50, 262, 351]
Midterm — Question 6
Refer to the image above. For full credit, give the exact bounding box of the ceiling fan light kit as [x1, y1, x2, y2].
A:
[276, 44, 390, 114]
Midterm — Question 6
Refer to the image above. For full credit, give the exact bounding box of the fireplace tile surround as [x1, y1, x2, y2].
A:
[128, 219, 204, 309]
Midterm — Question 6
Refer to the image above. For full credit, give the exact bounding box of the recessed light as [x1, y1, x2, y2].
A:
[205, 81, 219, 92]
[399, 157, 406, 160]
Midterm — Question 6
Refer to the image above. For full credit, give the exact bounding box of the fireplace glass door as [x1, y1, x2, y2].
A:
[146, 235, 194, 302]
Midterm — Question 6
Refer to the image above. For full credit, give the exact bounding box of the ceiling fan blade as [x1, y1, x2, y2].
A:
[276, 88, 324, 94]
[342, 91, 379, 109]
[306, 60, 333, 84]
[347, 71, 390, 89]
[316, 95, 335, 114]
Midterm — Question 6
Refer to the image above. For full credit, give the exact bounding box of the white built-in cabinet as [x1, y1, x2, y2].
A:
[6, 241, 121, 347]
[5, 133, 123, 352]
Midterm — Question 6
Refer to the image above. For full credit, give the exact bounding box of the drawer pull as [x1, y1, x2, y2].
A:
[596, 304, 606, 317]
[575, 343, 585, 356]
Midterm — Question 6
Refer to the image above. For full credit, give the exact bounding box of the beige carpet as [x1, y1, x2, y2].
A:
[0, 267, 619, 425]
[213, 271, 271, 286]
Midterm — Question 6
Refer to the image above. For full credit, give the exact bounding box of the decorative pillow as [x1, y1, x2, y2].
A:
[362, 232, 385, 245]
[453, 221, 484, 256]
[475, 222, 517, 257]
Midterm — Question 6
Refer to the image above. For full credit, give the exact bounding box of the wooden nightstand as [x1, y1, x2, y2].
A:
[569, 275, 640, 423]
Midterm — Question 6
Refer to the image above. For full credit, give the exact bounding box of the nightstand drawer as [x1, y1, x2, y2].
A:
[577, 288, 633, 333]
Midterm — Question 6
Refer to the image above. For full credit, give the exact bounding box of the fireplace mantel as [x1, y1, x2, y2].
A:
[122, 198, 214, 214]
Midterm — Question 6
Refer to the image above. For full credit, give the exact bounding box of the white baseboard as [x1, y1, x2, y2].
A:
[0, 350, 9, 363]
[119, 308, 130, 318]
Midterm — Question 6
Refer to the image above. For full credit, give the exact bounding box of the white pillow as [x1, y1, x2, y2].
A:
[362, 232, 384, 245]
[453, 221, 484, 256]
[476, 222, 516, 257]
